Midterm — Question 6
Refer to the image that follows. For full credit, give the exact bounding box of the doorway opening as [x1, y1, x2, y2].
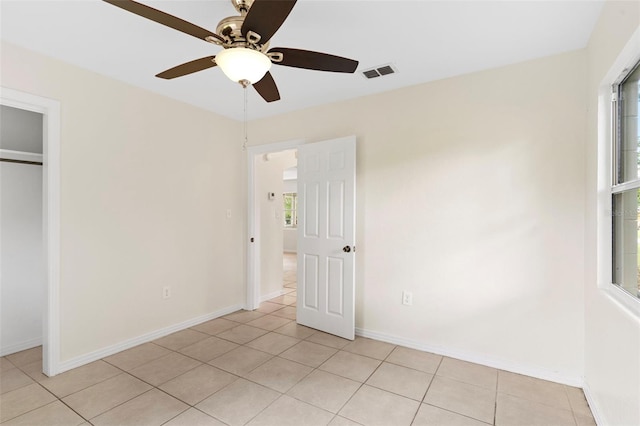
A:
[246, 135, 357, 340]
[1, 105, 44, 360]
[246, 139, 304, 311]
[246, 140, 303, 314]
[0, 88, 61, 376]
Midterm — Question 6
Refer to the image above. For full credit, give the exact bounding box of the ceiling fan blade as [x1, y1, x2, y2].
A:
[156, 56, 217, 80]
[241, 0, 297, 44]
[269, 48, 358, 73]
[103, 0, 222, 42]
[253, 72, 280, 102]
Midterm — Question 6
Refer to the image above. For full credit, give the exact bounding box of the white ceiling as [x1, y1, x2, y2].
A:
[1, 0, 604, 121]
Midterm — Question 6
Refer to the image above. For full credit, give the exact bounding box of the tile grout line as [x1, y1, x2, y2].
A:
[62, 364, 152, 423]
[410, 352, 445, 425]
[562, 383, 582, 426]
[11, 360, 135, 424]
[329, 342, 398, 423]
[493, 370, 499, 425]
[0, 382, 56, 424]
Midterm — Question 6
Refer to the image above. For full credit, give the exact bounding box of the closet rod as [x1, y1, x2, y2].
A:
[0, 158, 43, 166]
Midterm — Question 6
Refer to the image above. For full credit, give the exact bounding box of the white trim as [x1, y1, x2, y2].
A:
[260, 289, 286, 303]
[0, 337, 43, 357]
[598, 26, 640, 315]
[611, 179, 640, 194]
[0, 149, 43, 163]
[57, 304, 242, 374]
[602, 285, 640, 319]
[355, 327, 583, 387]
[582, 381, 605, 426]
[1, 87, 61, 377]
[246, 139, 305, 311]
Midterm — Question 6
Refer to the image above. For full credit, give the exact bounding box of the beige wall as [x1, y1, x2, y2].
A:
[250, 50, 588, 382]
[1, 41, 245, 362]
[585, 1, 640, 425]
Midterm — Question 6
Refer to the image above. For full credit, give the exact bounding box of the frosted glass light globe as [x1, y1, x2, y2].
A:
[216, 48, 272, 85]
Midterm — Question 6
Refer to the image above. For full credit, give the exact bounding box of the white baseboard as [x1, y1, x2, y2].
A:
[0, 337, 42, 357]
[355, 327, 584, 388]
[283, 250, 297, 254]
[260, 289, 285, 303]
[582, 381, 604, 426]
[57, 304, 242, 374]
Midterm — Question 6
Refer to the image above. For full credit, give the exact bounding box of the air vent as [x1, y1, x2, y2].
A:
[363, 69, 380, 79]
[362, 63, 398, 79]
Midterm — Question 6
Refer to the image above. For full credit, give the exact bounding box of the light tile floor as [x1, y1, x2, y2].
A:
[0, 254, 596, 426]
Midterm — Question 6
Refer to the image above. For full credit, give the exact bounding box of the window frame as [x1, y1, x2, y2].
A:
[608, 53, 640, 309]
[283, 192, 298, 228]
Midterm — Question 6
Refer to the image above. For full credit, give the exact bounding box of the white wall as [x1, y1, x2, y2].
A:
[1, 41, 245, 364]
[585, 2, 640, 425]
[283, 179, 297, 194]
[0, 161, 44, 355]
[255, 150, 297, 298]
[250, 50, 587, 383]
[283, 229, 297, 253]
[1, 105, 43, 153]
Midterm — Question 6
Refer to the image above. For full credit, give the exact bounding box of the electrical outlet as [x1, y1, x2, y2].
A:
[402, 291, 413, 306]
[162, 286, 171, 299]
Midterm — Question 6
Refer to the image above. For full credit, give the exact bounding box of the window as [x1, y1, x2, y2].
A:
[612, 59, 640, 299]
[283, 192, 297, 228]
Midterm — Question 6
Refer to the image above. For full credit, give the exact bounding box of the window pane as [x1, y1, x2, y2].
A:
[617, 65, 640, 183]
[283, 192, 297, 228]
[612, 190, 640, 298]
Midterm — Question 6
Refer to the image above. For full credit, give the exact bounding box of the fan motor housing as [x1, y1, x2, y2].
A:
[231, 0, 255, 13]
[217, 15, 243, 39]
[216, 15, 269, 50]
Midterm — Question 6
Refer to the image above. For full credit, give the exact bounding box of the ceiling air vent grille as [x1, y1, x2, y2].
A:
[362, 63, 398, 79]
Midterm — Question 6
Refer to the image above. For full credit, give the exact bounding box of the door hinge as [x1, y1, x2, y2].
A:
[611, 92, 618, 103]
[250, 237, 255, 243]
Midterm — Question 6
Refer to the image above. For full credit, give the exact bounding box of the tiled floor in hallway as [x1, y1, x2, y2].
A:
[0, 253, 596, 425]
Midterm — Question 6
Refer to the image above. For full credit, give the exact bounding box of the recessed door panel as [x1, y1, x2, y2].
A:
[327, 257, 344, 316]
[303, 254, 319, 310]
[306, 153, 320, 173]
[329, 151, 345, 171]
[327, 181, 345, 239]
[304, 182, 319, 238]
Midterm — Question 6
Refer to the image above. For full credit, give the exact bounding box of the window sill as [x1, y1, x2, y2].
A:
[602, 284, 640, 322]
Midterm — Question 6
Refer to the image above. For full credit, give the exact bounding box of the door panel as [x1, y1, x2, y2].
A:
[328, 181, 345, 238]
[297, 136, 355, 340]
[327, 257, 344, 316]
[303, 182, 320, 237]
[303, 254, 319, 310]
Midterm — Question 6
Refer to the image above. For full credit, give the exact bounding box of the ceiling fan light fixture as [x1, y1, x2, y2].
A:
[216, 48, 272, 86]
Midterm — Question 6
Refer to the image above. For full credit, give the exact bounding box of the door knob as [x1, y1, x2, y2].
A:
[342, 246, 352, 253]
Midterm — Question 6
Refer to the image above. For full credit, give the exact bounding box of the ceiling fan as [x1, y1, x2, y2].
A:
[103, 0, 359, 102]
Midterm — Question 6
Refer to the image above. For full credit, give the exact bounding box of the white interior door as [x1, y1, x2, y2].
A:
[297, 136, 355, 340]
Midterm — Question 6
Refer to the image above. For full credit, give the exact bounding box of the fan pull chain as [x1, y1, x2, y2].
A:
[242, 86, 248, 151]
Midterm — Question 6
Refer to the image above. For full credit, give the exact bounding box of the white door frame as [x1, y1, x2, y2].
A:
[246, 138, 305, 310]
[1, 87, 61, 376]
